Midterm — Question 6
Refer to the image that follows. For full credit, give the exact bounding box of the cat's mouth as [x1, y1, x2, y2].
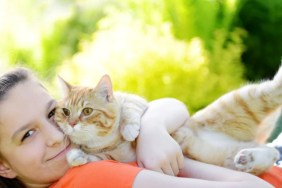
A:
[47, 141, 72, 161]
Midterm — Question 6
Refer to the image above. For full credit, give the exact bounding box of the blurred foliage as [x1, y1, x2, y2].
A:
[162, 0, 240, 48]
[0, 0, 281, 117]
[58, 11, 245, 113]
[233, 0, 282, 81]
[269, 111, 282, 142]
[0, 0, 110, 80]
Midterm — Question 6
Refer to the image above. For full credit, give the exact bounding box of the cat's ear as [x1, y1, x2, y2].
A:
[57, 75, 72, 98]
[95, 74, 113, 102]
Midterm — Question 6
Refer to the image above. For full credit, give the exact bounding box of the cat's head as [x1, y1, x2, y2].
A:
[54, 75, 120, 146]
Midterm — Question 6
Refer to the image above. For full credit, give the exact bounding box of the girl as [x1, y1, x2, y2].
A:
[0, 68, 273, 188]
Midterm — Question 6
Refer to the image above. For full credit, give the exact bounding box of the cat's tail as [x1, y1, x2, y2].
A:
[257, 65, 282, 108]
[271, 64, 282, 89]
[254, 65, 282, 143]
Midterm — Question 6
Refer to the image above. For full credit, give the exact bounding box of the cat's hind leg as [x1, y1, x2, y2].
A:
[234, 146, 280, 175]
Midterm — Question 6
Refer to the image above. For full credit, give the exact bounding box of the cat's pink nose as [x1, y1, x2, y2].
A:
[69, 121, 78, 126]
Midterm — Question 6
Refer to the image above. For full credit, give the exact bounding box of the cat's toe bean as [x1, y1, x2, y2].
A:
[236, 152, 253, 165]
[237, 155, 249, 164]
[234, 150, 254, 172]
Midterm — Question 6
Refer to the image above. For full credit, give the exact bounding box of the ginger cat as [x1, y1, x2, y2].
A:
[55, 68, 281, 175]
[55, 75, 148, 164]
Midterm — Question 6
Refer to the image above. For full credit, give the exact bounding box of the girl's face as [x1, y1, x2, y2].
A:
[0, 79, 74, 187]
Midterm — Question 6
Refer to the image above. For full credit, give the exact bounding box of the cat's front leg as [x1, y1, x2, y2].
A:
[66, 148, 101, 167]
[119, 94, 148, 141]
[121, 123, 141, 141]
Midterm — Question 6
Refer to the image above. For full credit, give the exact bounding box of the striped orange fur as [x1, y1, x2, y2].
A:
[55, 75, 148, 162]
[172, 66, 282, 174]
[55, 67, 282, 175]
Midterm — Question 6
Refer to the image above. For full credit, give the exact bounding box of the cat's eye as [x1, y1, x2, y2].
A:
[82, 107, 93, 115]
[63, 108, 70, 116]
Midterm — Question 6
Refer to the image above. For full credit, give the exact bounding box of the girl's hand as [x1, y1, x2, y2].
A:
[136, 98, 189, 176]
[136, 123, 184, 176]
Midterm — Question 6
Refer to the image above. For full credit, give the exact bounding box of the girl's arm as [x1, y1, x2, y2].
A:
[133, 157, 273, 188]
[136, 98, 189, 176]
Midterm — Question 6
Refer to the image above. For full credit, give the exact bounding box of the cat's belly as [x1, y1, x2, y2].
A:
[188, 129, 245, 165]
[196, 129, 240, 148]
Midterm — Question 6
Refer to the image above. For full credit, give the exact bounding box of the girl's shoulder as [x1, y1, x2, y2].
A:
[50, 160, 142, 188]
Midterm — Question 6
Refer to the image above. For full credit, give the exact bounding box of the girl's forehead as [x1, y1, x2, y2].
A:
[5, 79, 51, 102]
[0, 80, 52, 131]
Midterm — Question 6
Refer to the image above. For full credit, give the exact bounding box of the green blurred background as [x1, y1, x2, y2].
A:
[0, 0, 281, 139]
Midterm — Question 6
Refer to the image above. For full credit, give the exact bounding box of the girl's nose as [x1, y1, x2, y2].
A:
[43, 120, 65, 147]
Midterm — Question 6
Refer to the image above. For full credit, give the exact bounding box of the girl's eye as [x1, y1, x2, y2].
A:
[63, 108, 70, 116]
[48, 108, 55, 119]
[82, 107, 93, 115]
[21, 130, 35, 142]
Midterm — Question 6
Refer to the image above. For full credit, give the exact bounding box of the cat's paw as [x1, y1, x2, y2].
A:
[121, 123, 140, 141]
[234, 149, 254, 172]
[234, 147, 279, 175]
[66, 148, 88, 167]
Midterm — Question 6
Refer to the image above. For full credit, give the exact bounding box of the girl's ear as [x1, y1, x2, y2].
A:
[57, 75, 72, 98]
[95, 75, 113, 102]
[0, 161, 17, 179]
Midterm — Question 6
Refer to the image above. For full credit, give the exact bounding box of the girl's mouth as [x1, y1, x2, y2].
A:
[47, 141, 72, 161]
